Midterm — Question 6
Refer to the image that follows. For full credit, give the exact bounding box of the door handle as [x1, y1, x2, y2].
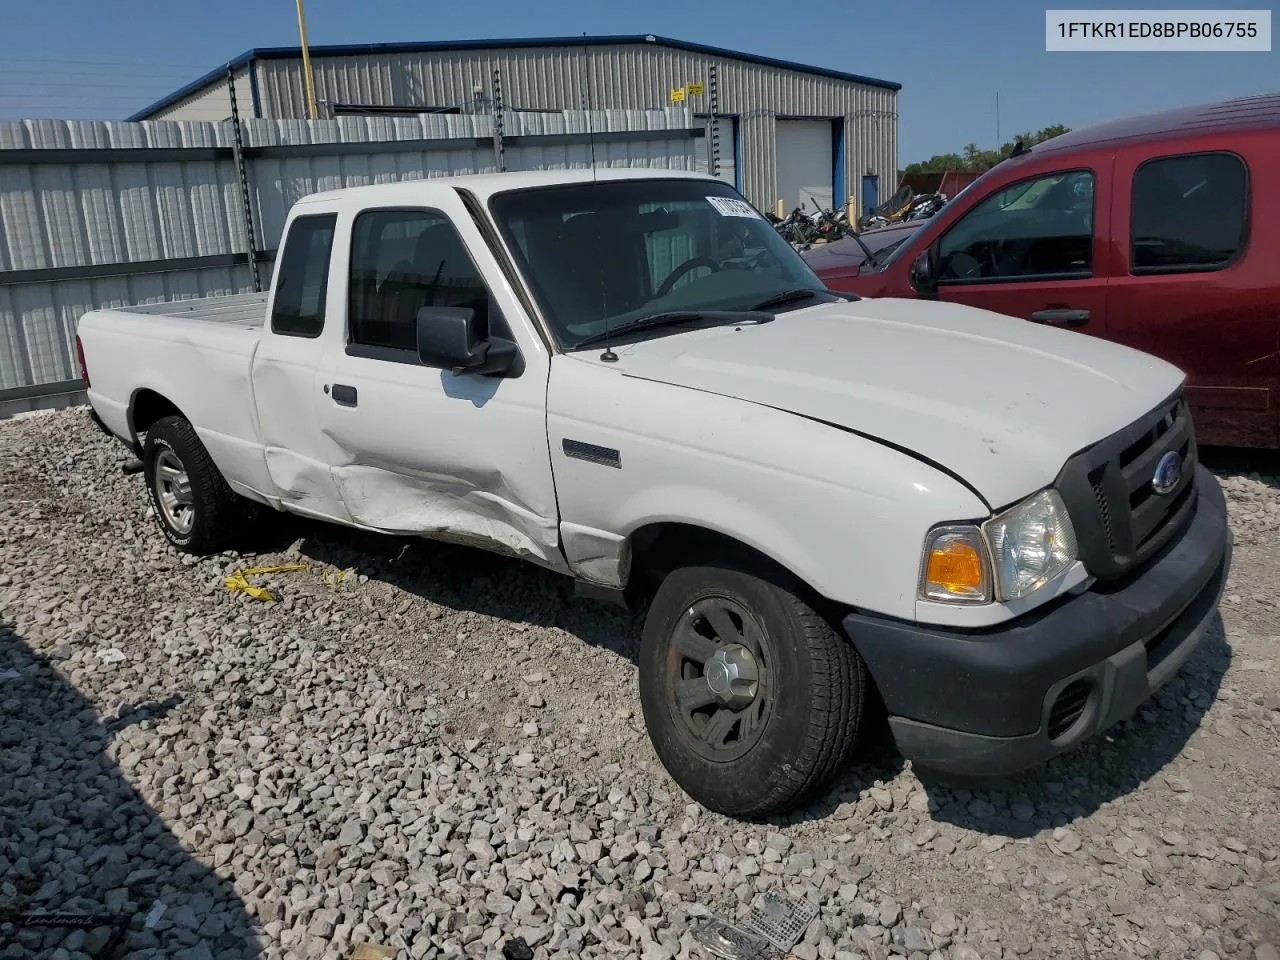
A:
[330, 383, 358, 407]
[1030, 308, 1090, 327]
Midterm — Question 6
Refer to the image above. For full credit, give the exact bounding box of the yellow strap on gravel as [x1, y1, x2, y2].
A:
[223, 564, 310, 602]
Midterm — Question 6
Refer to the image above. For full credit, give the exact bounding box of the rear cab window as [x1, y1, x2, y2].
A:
[1130, 152, 1248, 273]
[270, 214, 337, 338]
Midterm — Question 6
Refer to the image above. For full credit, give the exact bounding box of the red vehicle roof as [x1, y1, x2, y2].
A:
[1033, 93, 1280, 156]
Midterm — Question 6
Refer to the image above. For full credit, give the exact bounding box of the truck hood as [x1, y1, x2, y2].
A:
[608, 297, 1185, 508]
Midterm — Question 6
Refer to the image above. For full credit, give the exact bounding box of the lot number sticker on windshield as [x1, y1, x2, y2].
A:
[706, 196, 760, 219]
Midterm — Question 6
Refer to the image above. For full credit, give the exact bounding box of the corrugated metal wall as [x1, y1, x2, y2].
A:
[0, 108, 699, 405]
[242, 42, 897, 211]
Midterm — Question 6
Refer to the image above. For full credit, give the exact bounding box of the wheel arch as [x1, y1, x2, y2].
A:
[128, 388, 190, 451]
[626, 521, 837, 617]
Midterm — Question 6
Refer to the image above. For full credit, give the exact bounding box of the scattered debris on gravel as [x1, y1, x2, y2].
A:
[2, 407, 1278, 960]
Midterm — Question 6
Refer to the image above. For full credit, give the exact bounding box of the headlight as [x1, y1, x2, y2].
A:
[919, 489, 1078, 605]
[983, 489, 1077, 600]
[919, 525, 991, 604]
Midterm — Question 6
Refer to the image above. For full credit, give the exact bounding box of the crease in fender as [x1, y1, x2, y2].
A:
[620, 372, 993, 512]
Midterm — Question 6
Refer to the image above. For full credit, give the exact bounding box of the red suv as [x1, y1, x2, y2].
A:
[808, 94, 1280, 448]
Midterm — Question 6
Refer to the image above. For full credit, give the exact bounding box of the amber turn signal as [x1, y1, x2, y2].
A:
[919, 526, 991, 603]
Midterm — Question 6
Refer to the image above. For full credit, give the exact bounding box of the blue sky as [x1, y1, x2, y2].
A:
[1, 0, 1274, 163]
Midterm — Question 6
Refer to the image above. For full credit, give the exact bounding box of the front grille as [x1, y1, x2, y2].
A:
[1089, 472, 1115, 553]
[1048, 679, 1093, 740]
[1055, 392, 1197, 580]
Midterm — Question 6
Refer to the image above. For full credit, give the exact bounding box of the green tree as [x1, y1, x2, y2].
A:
[900, 125, 1071, 177]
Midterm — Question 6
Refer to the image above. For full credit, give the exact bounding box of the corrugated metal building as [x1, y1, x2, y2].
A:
[129, 35, 901, 215]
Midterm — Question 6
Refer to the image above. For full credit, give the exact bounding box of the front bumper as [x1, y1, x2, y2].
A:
[843, 466, 1230, 777]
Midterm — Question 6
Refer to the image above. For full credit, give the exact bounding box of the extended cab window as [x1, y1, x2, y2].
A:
[270, 214, 337, 337]
[348, 209, 494, 353]
[937, 171, 1094, 283]
[1131, 153, 1247, 273]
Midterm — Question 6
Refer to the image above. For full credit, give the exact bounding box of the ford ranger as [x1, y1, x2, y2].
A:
[77, 169, 1231, 818]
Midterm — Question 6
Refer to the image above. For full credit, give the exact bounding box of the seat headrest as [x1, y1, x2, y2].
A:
[412, 224, 454, 277]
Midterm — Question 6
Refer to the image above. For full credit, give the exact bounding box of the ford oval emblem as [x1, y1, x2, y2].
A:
[1152, 451, 1182, 496]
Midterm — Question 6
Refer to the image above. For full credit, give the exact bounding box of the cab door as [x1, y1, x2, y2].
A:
[249, 211, 351, 522]
[310, 186, 568, 572]
[1104, 147, 1275, 447]
[932, 165, 1111, 335]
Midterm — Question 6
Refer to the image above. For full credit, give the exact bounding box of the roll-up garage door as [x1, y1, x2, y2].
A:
[776, 119, 833, 213]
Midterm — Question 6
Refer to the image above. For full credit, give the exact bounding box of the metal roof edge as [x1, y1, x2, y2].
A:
[128, 34, 900, 119]
[643, 35, 902, 91]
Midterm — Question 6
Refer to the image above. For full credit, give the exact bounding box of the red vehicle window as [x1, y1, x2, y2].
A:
[1130, 152, 1248, 274]
[936, 170, 1095, 284]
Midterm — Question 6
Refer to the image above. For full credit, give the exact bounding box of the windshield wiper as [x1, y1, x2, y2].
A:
[748, 288, 832, 311]
[864, 243, 898, 269]
[573, 310, 773, 350]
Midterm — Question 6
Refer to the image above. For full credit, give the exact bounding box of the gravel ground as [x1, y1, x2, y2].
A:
[1, 407, 1278, 960]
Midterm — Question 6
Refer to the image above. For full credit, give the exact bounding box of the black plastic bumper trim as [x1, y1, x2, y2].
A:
[842, 466, 1230, 768]
[885, 539, 1227, 776]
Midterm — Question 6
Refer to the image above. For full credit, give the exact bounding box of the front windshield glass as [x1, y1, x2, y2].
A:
[488, 179, 830, 350]
[873, 223, 929, 270]
[864, 230, 915, 265]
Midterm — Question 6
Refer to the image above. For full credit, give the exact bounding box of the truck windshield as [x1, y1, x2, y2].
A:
[488, 179, 834, 350]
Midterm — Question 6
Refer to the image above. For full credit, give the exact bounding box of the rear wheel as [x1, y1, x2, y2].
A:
[638, 561, 866, 818]
[143, 415, 250, 554]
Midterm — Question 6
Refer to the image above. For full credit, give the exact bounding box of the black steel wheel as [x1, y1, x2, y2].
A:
[639, 559, 867, 819]
[664, 595, 775, 763]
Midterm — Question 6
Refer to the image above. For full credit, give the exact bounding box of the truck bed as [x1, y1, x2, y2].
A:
[109, 291, 268, 328]
[78, 292, 271, 495]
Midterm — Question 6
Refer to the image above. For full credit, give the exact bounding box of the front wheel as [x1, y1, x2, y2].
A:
[638, 562, 866, 818]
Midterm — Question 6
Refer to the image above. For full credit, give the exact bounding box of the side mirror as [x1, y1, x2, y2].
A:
[415, 306, 517, 377]
[909, 248, 938, 297]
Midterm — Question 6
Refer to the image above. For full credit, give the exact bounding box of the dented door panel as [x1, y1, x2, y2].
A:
[250, 209, 352, 521]
[315, 357, 566, 571]
[309, 188, 566, 571]
[250, 336, 352, 521]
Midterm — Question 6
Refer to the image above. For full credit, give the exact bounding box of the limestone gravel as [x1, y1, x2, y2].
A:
[1, 407, 1278, 960]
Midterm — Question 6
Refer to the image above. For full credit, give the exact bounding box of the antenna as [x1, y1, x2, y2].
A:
[581, 33, 617, 362]
[583, 33, 600, 178]
[995, 90, 1001, 152]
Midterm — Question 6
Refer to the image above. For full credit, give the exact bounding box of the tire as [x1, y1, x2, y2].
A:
[142, 415, 249, 555]
[638, 560, 866, 818]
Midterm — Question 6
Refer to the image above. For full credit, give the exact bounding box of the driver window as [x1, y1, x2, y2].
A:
[348, 209, 496, 354]
[937, 170, 1095, 283]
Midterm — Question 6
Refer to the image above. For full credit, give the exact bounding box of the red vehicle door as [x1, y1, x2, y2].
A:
[1105, 146, 1277, 448]
[930, 165, 1112, 338]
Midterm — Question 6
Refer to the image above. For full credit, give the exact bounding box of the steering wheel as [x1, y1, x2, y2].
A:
[655, 257, 721, 298]
[943, 251, 982, 279]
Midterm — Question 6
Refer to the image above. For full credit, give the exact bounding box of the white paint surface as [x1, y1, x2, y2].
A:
[78, 169, 1185, 627]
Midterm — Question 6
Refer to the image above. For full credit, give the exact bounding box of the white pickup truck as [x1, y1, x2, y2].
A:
[78, 169, 1230, 818]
